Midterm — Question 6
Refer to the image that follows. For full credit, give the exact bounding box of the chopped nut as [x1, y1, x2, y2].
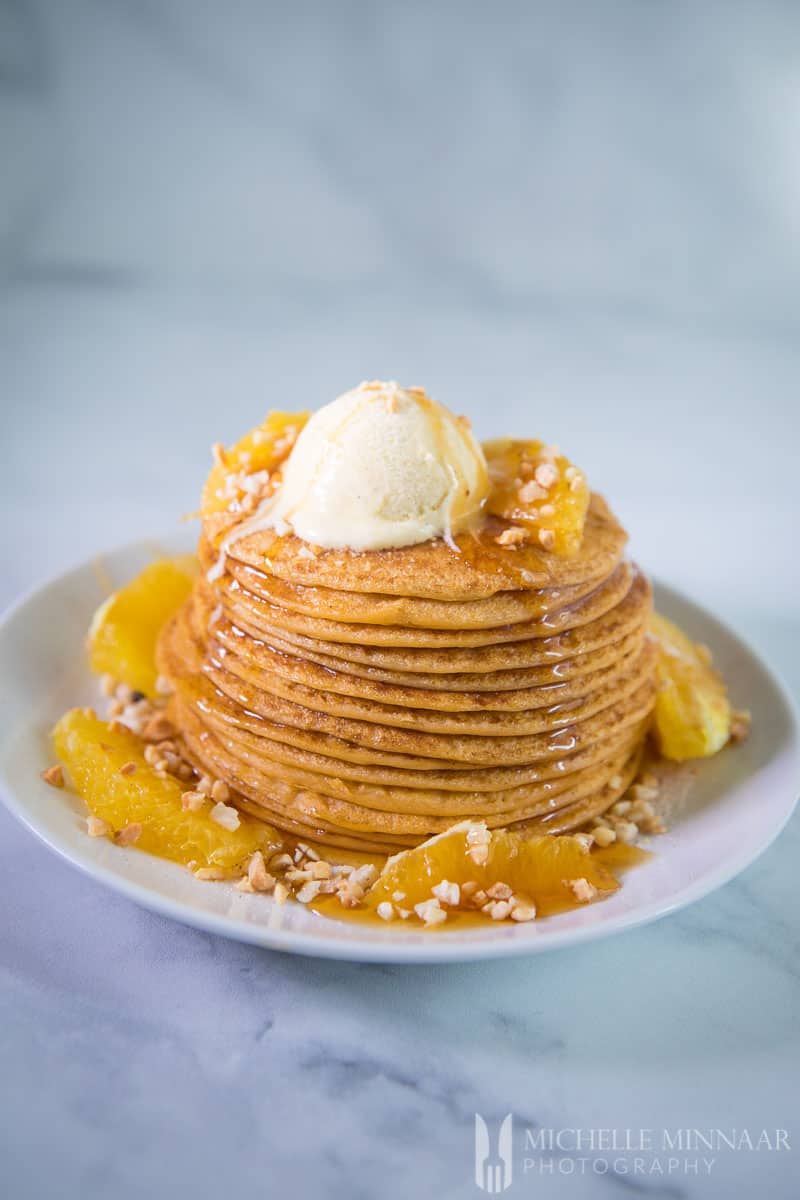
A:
[211, 441, 227, 467]
[538, 528, 556, 550]
[495, 526, 529, 548]
[154, 675, 174, 696]
[337, 882, 365, 908]
[569, 474, 584, 492]
[181, 791, 206, 812]
[431, 880, 460, 907]
[272, 881, 289, 905]
[730, 709, 752, 743]
[118, 761, 137, 777]
[466, 823, 491, 866]
[414, 898, 448, 926]
[296, 880, 323, 904]
[391, 890, 406, 902]
[592, 824, 617, 848]
[471, 889, 488, 907]
[570, 877, 597, 903]
[376, 901, 395, 921]
[510, 902, 537, 922]
[631, 784, 658, 804]
[310, 860, 332, 880]
[615, 820, 639, 845]
[518, 479, 548, 504]
[40, 765, 64, 789]
[629, 799, 655, 823]
[115, 822, 142, 847]
[87, 816, 110, 838]
[609, 774, 623, 789]
[351, 863, 379, 890]
[247, 851, 275, 892]
[534, 462, 559, 489]
[210, 779, 230, 803]
[141, 713, 175, 742]
[296, 841, 320, 861]
[269, 852, 294, 872]
[330, 863, 354, 878]
[210, 801, 240, 831]
[460, 881, 479, 899]
[574, 831, 594, 851]
[612, 799, 632, 816]
[483, 899, 513, 921]
[486, 881, 513, 901]
[194, 866, 230, 881]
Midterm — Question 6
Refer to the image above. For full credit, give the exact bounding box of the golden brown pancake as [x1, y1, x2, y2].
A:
[206, 560, 636, 649]
[157, 473, 656, 851]
[203, 492, 627, 600]
[207, 568, 650, 673]
[217, 551, 600, 629]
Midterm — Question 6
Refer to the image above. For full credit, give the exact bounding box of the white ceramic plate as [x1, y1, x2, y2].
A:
[0, 533, 797, 963]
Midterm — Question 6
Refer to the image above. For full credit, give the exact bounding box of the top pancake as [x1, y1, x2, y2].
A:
[202, 492, 627, 601]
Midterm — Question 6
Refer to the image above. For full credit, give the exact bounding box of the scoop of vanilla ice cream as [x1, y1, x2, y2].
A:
[247, 381, 489, 551]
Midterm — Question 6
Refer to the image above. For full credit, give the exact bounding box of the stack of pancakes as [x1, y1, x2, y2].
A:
[157, 493, 656, 853]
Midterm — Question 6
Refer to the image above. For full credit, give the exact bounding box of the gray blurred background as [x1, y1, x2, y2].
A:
[2, 0, 798, 628]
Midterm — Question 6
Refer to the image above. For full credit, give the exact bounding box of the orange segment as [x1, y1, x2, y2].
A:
[201, 410, 309, 516]
[53, 709, 280, 871]
[367, 822, 619, 913]
[87, 556, 198, 695]
[483, 438, 590, 555]
[650, 613, 732, 760]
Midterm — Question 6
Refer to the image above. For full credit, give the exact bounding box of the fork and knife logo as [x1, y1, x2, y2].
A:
[475, 1113, 514, 1192]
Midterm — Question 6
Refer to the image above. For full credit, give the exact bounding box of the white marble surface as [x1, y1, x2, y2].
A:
[1, 3, 799, 1197]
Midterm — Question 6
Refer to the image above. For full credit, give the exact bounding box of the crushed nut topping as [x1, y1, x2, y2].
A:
[114, 822, 142, 847]
[570, 877, 597, 903]
[414, 898, 447, 926]
[431, 880, 460, 907]
[210, 801, 240, 831]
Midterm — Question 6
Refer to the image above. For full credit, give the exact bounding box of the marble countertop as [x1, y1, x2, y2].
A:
[1, 3, 798, 1197]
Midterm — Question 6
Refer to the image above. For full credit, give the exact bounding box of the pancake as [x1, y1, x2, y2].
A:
[204, 632, 653, 727]
[176, 699, 645, 816]
[158, 468, 657, 851]
[206, 492, 627, 600]
[212, 568, 651, 674]
[210, 560, 636, 649]
[216, 549, 600, 629]
[208, 619, 649, 711]
[178, 709, 641, 842]
[163, 645, 657, 766]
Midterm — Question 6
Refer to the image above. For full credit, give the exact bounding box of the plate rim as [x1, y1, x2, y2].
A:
[0, 535, 798, 964]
